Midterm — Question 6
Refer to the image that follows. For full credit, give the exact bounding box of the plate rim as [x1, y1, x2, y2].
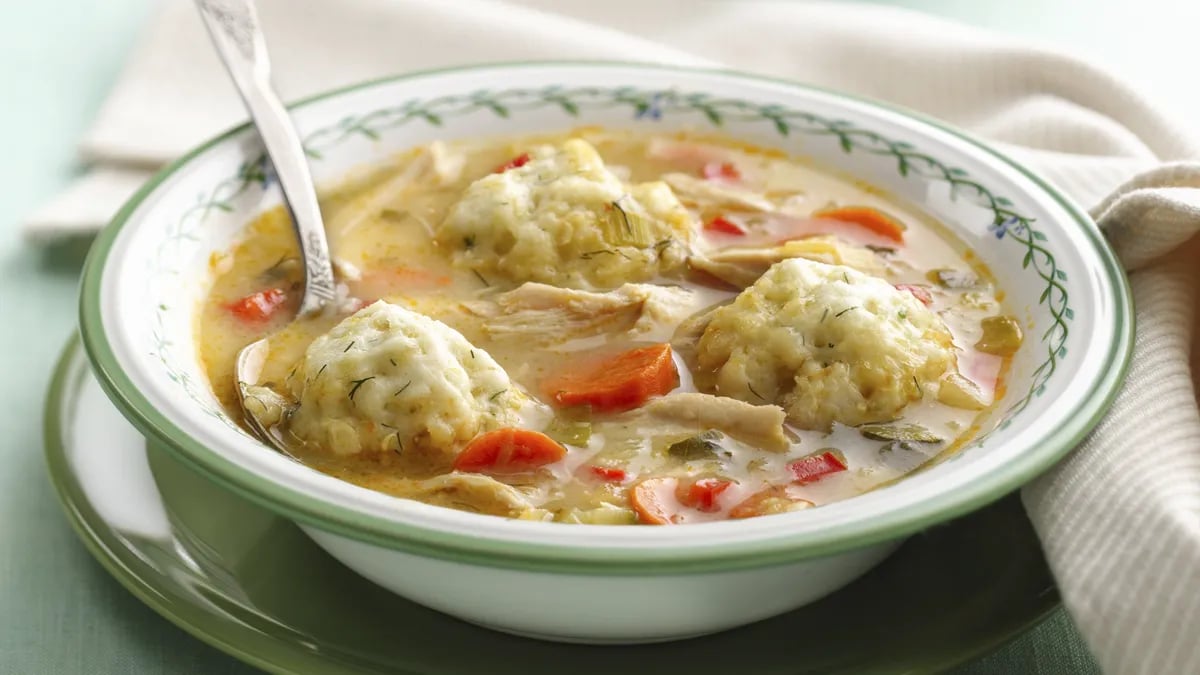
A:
[77, 60, 1135, 573]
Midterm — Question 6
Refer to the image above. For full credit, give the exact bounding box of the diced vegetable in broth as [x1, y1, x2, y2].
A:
[197, 129, 1018, 525]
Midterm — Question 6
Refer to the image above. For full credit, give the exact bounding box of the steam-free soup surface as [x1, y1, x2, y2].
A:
[199, 129, 1021, 525]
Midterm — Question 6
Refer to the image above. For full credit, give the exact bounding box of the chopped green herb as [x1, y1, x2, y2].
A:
[315, 364, 328, 380]
[667, 431, 725, 461]
[746, 458, 769, 473]
[912, 375, 920, 392]
[747, 383, 766, 401]
[347, 376, 375, 401]
[879, 440, 920, 454]
[343, 341, 355, 353]
[820, 307, 830, 322]
[469, 350, 475, 359]
[580, 249, 617, 260]
[926, 268, 978, 289]
[858, 423, 942, 443]
[393, 381, 412, 397]
[393, 432, 403, 454]
[843, 272, 850, 283]
[389, 358, 398, 367]
[472, 269, 490, 287]
[835, 306, 857, 318]
[898, 308, 908, 320]
[865, 244, 896, 255]
[463, 234, 476, 250]
[489, 389, 507, 402]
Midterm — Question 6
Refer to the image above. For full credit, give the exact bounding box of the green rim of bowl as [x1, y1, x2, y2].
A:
[78, 61, 1135, 575]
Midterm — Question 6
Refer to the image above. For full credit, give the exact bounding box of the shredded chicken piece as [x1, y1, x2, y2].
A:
[327, 154, 431, 236]
[326, 142, 464, 237]
[662, 173, 777, 212]
[669, 304, 722, 371]
[407, 472, 531, 516]
[461, 282, 697, 344]
[640, 392, 790, 452]
[689, 236, 882, 288]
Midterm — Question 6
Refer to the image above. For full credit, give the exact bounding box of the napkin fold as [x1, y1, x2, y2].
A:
[30, 2, 1200, 672]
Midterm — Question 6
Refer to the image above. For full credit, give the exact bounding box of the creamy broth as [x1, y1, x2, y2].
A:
[198, 129, 1019, 525]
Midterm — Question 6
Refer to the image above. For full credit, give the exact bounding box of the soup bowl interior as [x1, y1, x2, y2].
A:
[81, 63, 1130, 572]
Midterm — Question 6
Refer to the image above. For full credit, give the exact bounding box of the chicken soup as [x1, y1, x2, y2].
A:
[198, 129, 1021, 525]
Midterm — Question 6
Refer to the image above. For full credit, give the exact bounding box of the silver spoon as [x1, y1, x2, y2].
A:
[196, 0, 336, 452]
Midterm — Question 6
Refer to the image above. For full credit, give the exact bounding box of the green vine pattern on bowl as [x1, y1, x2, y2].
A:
[149, 85, 1070, 439]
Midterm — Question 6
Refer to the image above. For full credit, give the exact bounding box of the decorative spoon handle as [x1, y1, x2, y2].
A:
[194, 0, 335, 316]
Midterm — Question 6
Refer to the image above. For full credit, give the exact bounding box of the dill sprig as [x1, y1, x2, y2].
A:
[489, 389, 507, 402]
[747, 383, 766, 401]
[348, 376, 375, 401]
[835, 306, 857, 317]
[472, 269, 490, 287]
[343, 341, 355, 353]
[393, 381, 412, 397]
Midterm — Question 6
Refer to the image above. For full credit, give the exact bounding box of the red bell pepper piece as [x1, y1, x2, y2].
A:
[493, 153, 531, 173]
[227, 288, 287, 322]
[788, 451, 848, 485]
[704, 216, 746, 236]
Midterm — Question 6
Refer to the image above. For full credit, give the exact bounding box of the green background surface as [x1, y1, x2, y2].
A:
[3, 1, 1195, 672]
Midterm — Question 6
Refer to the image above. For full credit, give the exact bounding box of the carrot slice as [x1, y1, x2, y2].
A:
[453, 429, 566, 474]
[812, 206, 906, 243]
[788, 451, 848, 485]
[543, 344, 679, 412]
[894, 283, 933, 306]
[676, 478, 732, 513]
[729, 486, 814, 519]
[704, 216, 746, 236]
[227, 288, 287, 322]
[630, 477, 678, 525]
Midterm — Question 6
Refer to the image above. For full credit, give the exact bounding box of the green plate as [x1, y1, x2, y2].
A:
[46, 335, 1058, 674]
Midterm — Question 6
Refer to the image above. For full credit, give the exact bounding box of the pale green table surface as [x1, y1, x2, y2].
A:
[4, 1, 1196, 672]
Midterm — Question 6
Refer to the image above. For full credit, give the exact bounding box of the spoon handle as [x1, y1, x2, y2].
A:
[194, 0, 336, 316]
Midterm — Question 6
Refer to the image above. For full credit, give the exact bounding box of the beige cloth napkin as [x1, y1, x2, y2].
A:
[28, 2, 1200, 672]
